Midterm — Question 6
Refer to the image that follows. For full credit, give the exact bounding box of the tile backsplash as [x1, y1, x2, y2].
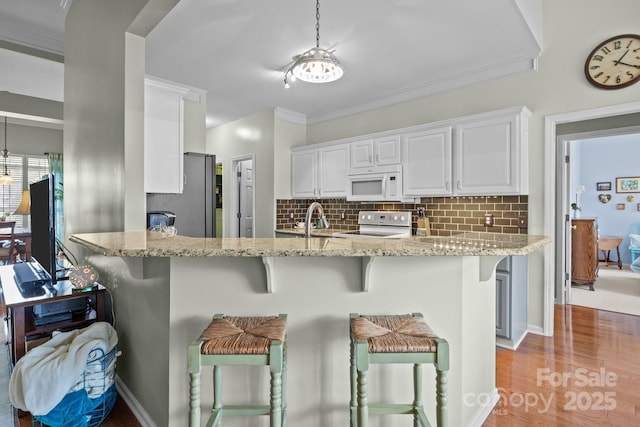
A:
[276, 195, 528, 236]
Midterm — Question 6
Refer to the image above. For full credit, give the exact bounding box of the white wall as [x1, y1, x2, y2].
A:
[206, 109, 276, 237]
[302, 0, 640, 330]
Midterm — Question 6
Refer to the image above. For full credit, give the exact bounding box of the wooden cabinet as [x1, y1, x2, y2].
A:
[571, 218, 598, 290]
[402, 127, 452, 196]
[349, 135, 400, 169]
[0, 265, 107, 364]
[291, 143, 349, 198]
[453, 107, 530, 195]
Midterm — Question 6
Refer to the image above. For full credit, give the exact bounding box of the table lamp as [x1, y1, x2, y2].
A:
[14, 190, 30, 215]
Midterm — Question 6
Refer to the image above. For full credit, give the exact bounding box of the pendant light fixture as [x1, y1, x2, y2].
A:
[284, 0, 344, 88]
[0, 117, 13, 185]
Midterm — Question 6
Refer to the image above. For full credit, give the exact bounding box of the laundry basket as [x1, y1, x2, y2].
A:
[32, 346, 119, 427]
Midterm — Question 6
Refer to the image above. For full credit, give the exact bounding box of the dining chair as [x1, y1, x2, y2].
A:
[0, 221, 18, 264]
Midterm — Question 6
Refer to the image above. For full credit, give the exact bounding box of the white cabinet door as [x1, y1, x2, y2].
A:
[318, 144, 349, 197]
[374, 135, 401, 165]
[453, 108, 528, 195]
[350, 137, 401, 168]
[144, 78, 188, 193]
[291, 149, 318, 198]
[349, 139, 374, 168]
[402, 127, 452, 196]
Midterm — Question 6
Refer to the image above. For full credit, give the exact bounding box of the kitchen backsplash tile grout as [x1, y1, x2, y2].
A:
[276, 196, 528, 235]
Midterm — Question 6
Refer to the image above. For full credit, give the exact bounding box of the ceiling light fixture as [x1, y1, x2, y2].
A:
[0, 117, 13, 185]
[284, 0, 343, 88]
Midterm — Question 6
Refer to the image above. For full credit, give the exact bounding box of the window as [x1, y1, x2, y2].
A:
[2, 154, 49, 228]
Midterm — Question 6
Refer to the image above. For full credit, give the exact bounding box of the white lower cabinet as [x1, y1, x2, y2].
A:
[402, 127, 452, 196]
[496, 255, 528, 350]
[292, 143, 349, 198]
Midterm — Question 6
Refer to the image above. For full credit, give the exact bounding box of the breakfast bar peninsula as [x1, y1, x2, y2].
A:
[70, 231, 549, 427]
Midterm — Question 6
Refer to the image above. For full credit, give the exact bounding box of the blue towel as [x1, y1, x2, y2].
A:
[34, 385, 116, 427]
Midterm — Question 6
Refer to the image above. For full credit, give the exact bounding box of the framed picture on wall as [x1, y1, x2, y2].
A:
[616, 177, 640, 193]
[596, 182, 611, 191]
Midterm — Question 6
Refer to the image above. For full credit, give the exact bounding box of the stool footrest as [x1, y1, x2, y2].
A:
[368, 403, 420, 414]
[211, 405, 272, 416]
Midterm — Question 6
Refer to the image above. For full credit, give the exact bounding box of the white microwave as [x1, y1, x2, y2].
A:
[347, 164, 404, 201]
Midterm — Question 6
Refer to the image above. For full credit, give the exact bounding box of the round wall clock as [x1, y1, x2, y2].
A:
[584, 34, 640, 89]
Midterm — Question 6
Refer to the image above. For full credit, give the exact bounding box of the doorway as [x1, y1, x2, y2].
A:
[560, 129, 640, 309]
[230, 155, 254, 238]
[543, 102, 640, 336]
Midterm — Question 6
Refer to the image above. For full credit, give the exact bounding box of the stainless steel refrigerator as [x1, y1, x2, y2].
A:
[146, 152, 216, 237]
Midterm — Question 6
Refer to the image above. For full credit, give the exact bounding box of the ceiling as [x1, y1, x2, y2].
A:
[0, 0, 541, 128]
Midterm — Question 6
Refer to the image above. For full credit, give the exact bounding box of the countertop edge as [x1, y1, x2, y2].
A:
[70, 232, 551, 258]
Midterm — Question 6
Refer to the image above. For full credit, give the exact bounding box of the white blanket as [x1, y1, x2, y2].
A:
[9, 322, 118, 416]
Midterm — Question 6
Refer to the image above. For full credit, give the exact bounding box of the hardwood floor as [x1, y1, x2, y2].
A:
[11, 304, 640, 426]
[483, 304, 640, 426]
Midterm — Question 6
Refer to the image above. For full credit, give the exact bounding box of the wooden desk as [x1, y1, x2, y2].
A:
[0, 264, 105, 364]
[14, 227, 31, 262]
[598, 236, 623, 269]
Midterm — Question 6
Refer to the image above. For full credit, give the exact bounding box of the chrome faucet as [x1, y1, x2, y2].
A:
[305, 202, 329, 237]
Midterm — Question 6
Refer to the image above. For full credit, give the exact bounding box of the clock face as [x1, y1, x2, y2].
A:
[584, 34, 640, 89]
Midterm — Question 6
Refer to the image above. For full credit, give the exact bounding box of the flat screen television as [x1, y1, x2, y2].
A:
[30, 175, 57, 285]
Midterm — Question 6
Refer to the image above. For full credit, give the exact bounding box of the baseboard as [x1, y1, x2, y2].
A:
[465, 387, 499, 427]
[527, 324, 545, 336]
[496, 331, 528, 351]
[115, 375, 157, 427]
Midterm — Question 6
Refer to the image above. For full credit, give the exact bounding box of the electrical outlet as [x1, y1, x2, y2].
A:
[341, 211, 345, 220]
[484, 214, 494, 227]
[518, 214, 528, 229]
[289, 211, 294, 219]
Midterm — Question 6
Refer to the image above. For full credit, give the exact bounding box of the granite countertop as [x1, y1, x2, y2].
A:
[70, 230, 551, 258]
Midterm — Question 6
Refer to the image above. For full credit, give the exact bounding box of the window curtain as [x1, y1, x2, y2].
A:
[47, 153, 64, 243]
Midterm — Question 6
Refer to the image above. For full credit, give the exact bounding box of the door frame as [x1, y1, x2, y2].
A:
[230, 154, 255, 238]
[543, 101, 640, 336]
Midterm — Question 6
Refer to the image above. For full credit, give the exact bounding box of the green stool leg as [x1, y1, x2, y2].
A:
[413, 363, 423, 427]
[436, 339, 449, 427]
[350, 314, 358, 427]
[356, 340, 369, 427]
[188, 341, 203, 427]
[213, 366, 222, 427]
[270, 340, 283, 427]
[282, 341, 288, 427]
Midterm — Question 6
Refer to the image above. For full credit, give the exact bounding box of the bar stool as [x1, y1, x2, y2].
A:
[349, 313, 449, 427]
[188, 314, 287, 427]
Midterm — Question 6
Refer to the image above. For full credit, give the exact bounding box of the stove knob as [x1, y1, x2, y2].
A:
[400, 215, 406, 222]
[393, 215, 399, 221]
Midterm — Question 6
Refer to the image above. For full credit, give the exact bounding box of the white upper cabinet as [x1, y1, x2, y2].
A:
[349, 135, 401, 169]
[291, 143, 349, 198]
[402, 127, 452, 196]
[291, 149, 318, 198]
[453, 107, 530, 195]
[290, 106, 530, 200]
[144, 77, 188, 193]
[318, 144, 349, 197]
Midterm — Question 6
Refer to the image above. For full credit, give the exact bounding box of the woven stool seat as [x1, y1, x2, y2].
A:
[188, 314, 287, 427]
[200, 316, 287, 355]
[350, 312, 449, 427]
[352, 314, 439, 353]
